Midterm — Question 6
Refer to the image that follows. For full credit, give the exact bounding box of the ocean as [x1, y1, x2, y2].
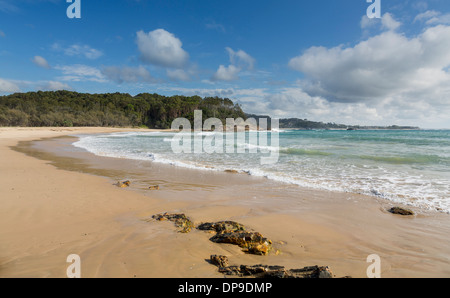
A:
[73, 129, 450, 213]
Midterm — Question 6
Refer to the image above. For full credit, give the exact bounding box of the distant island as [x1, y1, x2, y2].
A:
[0, 91, 419, 130]
[278, 118, 419, 130]
[247, 114, 420, 130]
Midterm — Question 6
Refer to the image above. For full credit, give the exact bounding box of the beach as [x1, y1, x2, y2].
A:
[1, 127, 450, 278]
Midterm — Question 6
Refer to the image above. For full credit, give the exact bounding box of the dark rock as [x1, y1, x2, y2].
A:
[210, 255, 229, 268]
[388, 207, 415, 216]
[197, 221, 246, 234]
[210, 231, 272, 256]
[198, 221, 272, 255]
[209, 257, 334, 278]
[151, 213, 194, 233]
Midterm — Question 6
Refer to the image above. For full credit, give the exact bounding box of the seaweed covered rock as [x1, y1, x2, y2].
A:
[151, 213, 194, 233]
[114, 180, 131, 188]
[209, 256, 334, 278]
[210, 255, 229, 268]
[197, 221, 246, 234]
[198, 221, 272, 255]
[388, 207, 415, 216]
[211, 231, 272, 255]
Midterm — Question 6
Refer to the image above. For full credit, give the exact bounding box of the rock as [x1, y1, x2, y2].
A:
[210, 255, 229, 268]
[198, 221, 272, 255]
[209, 258, 334, 278]
[197, 221, 246, 234]
[148, 185, 160, 190]
[288, 266, 334, 278]
[151, 213, 194, 233]
[114, 180, 131, 188]
[210, 231, 272, 256]
[224, 170, 239, 174]
[388, 207, 415, 216]
[197, 221, 272, 255]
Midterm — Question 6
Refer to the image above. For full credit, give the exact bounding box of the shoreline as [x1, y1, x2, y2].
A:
[1, 127, 450, 278]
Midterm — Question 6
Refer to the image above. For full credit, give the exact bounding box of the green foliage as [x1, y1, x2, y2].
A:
[0, 91, 246, 128]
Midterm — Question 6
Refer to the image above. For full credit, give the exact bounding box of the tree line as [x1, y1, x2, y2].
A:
[0, 91, 246, 128]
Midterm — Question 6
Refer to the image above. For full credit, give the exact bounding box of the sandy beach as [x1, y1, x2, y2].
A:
[1, 127, 450, 278]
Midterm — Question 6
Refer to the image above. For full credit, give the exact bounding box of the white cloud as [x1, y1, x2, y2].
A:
[381, 13, 401, 31]
[289, 25, 450, 102]
[136, 29, 189, 68]
[211, 47, 255, 81]
[55, 64, 106, 82]
[226, 47, 255, 70]
[64, 44, 103, 60]
[414, 10, 440, 23]
[283, 24, 450, 127]
[0, 78, 20, 93]
[32, 56, 50, 69]
[211, 65, 240, 81]
[360, 13, 401, 32]
[360, 15, 375, 29]
[416, 10, 450, 26]
[101, 65, 155, 84]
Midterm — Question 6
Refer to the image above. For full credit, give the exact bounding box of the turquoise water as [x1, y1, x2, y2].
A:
[74, 129, 450, 213]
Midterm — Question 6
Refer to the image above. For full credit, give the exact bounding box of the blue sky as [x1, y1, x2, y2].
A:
[1, 0, 450, 128]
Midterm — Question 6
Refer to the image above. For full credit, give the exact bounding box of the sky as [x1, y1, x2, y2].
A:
[1, 0, 450, 128]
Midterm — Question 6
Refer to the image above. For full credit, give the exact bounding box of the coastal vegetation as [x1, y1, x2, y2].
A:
[0, 91, 246, 129]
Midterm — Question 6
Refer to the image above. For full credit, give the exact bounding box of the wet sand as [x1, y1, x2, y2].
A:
[1, 127, 450, 278]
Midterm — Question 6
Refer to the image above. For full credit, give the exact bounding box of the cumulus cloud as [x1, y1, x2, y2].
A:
[288, 25, 450, 105]
[361, 13, 401, 31]
[32, 56, 50, 69]
[211, 65, 240, 81]
[136, 29, 189, 68]
[211, 48, 255, 81]
[381, 13, 401, 31]
[226, 47, 255, 70]
[281, 23, 450, 127]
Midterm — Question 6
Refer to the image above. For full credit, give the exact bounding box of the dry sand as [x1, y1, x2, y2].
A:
[1, 127, 450, 278]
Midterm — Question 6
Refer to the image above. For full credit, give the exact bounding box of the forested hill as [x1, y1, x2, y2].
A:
[0, 91, 246, 128]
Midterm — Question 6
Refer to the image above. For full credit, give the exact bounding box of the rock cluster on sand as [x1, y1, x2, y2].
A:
[210, 255, 334, 278]
[151, 213, 194, 233]
[198, 221, 272, 256]
[151, 213, 339, 278]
